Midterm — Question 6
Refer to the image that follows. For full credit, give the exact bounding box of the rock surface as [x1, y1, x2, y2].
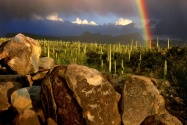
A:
[11, 86, 41, 113]
[13, 109, 40, 125]
[0, 82, 22, 112]
[0, 33, 41, 75]
[41, 64, 121, 125]
[121, 75, 166, 125]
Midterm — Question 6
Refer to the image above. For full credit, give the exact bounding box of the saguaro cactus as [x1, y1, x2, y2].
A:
[164, 60, 167, 79]
[108, 44, 112, 73]
[168, 38, 170, 49]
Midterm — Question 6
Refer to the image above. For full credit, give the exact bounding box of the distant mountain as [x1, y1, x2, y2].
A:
[0, 20, 139, 37]
[4, 31, 144, 45]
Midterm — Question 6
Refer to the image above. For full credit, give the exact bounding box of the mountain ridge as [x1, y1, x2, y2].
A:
[4, 32, 144, 45]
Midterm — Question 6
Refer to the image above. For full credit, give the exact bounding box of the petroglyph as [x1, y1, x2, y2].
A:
[127, 85, 142, 97]
[122, 75, 166, 125]
[88, 104, 98, 110]
[81, 87, 96, 97]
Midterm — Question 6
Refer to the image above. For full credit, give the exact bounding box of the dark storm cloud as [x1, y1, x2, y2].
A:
[0, 0, 187, 39]
[0, 0, 137, 20]
[146, 0, 187, 19]
[145, 0, 187, 39]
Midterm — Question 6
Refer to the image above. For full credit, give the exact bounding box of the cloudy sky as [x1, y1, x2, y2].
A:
[0, 0, 186, 40]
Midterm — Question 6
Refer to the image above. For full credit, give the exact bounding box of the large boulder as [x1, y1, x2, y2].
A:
[40, 64, 121, 125]
[0, 81, 22, 112]
[11, 86, 41, 113]
[121, 75, 166, 125]
[0, 33, 41, 75]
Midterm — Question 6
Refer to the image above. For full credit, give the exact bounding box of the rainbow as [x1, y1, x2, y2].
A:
[136, 0, 152, 47]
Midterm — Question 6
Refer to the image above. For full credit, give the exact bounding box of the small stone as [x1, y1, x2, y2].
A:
[32, 71, 48, 81]
[39, 57, 55, 70]
[47, 118, 57, 125]
[13, 109, 40, 125]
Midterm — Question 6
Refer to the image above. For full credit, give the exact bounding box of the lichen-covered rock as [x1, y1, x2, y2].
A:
[11, 86, 41, 113]
[0, 82, 22, 112]
[0, 33, 41, 75]
[13, 109, 40, 125]
[121, 75, 166, 125]
[40, 64, 121, 125]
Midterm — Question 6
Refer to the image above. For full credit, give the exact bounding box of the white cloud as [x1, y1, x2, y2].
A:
[73, 18, 97, 25]
[31, 14, 44, 20]
[115, 18, 132, 26]
[46, 13, 64, 22]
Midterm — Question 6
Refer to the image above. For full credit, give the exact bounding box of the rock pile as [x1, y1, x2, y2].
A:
[0, 34, 183, 125]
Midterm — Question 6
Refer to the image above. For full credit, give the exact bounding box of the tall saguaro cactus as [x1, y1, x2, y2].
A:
[108, 44, 112, 73]
[168, 38, 170, 49]
[164, 60, 167, 79]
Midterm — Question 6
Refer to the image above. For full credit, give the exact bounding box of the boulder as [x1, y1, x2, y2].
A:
[40, 64, 121, 125]
[121, 75, 166, 125]
[11, 86, 41, 113]
[39, 57, 55, 70]
[40, 66, 87, 125]
[0, 33, 41, 75]
[13, 109, 40, 125]
[0, 82, 22, 112]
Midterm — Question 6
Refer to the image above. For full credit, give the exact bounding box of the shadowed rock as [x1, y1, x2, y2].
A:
[0, 82, 22, 112]
[40, 64, 121, 125]
[0, 33, 41, 75]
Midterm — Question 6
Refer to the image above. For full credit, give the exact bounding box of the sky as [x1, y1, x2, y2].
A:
[0, 0, 187, 40]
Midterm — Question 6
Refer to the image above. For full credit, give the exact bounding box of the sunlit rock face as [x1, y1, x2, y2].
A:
[0, 33, 41, 75]
[40, 64, 121, 125]
[121, 75, 166, 125]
